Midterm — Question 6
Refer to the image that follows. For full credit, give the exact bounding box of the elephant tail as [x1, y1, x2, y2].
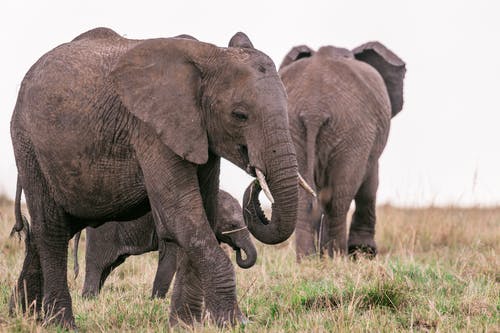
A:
[301, 112, 330, 187]
[304, 125, 318, 184]
[9, 176, 28, 239]
[9, 177, 32, 257]
[73, 231, 82, 279]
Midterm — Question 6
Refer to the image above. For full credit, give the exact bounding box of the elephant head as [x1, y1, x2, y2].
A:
[111, 32, 300, 245]
[280, 42, 406, 118]
[215, 190, 257, 269]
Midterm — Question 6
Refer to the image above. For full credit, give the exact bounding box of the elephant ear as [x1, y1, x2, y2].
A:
[111, 38, 208, 164]
[279, 45, 315, 71]
[353, 41, 406, 118]
[228, 32, 254, 48]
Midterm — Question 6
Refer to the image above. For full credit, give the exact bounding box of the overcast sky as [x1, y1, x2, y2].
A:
[1, 0, 499, 206]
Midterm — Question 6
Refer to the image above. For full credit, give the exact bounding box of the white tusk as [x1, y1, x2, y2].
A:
[298, 173, 317, 198]
[256, 169, 275, 204]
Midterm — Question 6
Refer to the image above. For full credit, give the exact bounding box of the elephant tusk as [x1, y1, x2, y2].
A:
[298, 173, 317, 198]
[256, 169, 275, 204]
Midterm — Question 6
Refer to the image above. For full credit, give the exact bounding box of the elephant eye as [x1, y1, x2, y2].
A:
[231, 109, 248, 121]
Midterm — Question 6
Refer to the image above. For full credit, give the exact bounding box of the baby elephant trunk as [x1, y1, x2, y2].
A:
[235, 233, 257, 269]
[221, 227, 257, 269]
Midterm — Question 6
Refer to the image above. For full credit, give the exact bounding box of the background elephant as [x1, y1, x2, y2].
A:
[73, 190, 256, 298]
[10, 27, 299, 328]
[277, 42, 405, 260]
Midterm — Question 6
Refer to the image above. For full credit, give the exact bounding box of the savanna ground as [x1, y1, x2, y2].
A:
[0, 194, 498, 332]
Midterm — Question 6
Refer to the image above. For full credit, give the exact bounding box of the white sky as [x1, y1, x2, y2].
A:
[1, 0, 499, 206]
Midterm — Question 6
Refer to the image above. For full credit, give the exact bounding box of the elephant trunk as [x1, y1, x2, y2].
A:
[235, 233, 257, 269]
[243, 135, 298, 245]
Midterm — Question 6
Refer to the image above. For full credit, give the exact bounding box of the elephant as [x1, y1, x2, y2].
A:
[73, 190, 256, 299]
[276, 42, 406, 260]
[10, 27, 305, 328]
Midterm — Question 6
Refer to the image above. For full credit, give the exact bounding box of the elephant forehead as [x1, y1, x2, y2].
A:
[225, 48, 276, 73]
[224, 47, 251, 61]
[253, 78, 286, 97]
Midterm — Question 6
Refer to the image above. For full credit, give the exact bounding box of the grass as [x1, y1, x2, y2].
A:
[0, 199, 498, 332]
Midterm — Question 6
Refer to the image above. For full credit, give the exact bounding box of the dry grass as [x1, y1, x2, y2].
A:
[0, 199, 498, 332]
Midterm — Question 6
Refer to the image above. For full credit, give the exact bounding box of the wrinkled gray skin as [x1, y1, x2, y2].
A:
[277, 42, 405, 260]
[74, 190, 256, 299]
[10, 27, 298, 328]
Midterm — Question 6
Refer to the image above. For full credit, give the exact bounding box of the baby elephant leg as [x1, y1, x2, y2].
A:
[152, 241, 178, 298]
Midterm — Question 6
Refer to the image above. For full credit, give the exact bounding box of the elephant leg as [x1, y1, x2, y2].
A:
[12, 146, 75, 328]
[9, 227, 43, 318]
[318, 153, 369, 258]
[82, 253, 127, 298]
[82, 240, 106, 298]
[137, 149, 240, 326]
[295, 191, 321, 261]
[348, 163, 379, 259]
[82, 264, 104, 298]
[318, 169, 360, 257]
[158, 205, 238, 326]
[169, 251, 204, 325]
[152, 241, 178, 298]
[82, 225, 133, 298]
[38, 219, 74, 328]
[25, 198, 75, 327]
[319, 197, 350, 258]
[10, 140, 44, 318]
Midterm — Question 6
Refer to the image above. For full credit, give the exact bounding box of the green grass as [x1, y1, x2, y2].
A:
[0, 201, 499, 332]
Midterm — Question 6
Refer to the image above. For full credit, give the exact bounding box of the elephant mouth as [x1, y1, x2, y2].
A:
[237, 144, 256, 176]
[245, 181, 269, 225]
[237, 144, 277, 204]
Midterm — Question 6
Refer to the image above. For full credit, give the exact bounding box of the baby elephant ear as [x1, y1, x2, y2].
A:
[353, 41, 406, 118]
[228, 32, 254, 48]
[111, 38, 208, 164]
[279, 45, 314, 71]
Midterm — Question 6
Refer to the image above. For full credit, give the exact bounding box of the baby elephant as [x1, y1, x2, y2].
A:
[73, 190, 256, 298]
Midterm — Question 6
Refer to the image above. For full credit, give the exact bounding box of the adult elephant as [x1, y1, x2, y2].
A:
[276, 42, 405, 260]
[10, 27, 303, 328]
[73, 190, 256, 299]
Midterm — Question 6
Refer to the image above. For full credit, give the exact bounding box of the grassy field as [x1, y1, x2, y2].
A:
[0, 195, 498, 332]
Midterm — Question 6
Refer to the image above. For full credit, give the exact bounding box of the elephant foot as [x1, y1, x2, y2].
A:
[151, 290, 168, 299]
[9, 286, 43, 318]
[46, 317, 76, 331]
[348, 244, 377, 260]
[81, 289, 99, 298]
[211, 307, 246, 328]
[296, 251, 320, 263]
[42, 305, 76, 330]
[169, 311, 202, 327]
[169, 310, 247, 328]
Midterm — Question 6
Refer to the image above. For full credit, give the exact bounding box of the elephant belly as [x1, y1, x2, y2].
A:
[39, 150, 149, 221]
